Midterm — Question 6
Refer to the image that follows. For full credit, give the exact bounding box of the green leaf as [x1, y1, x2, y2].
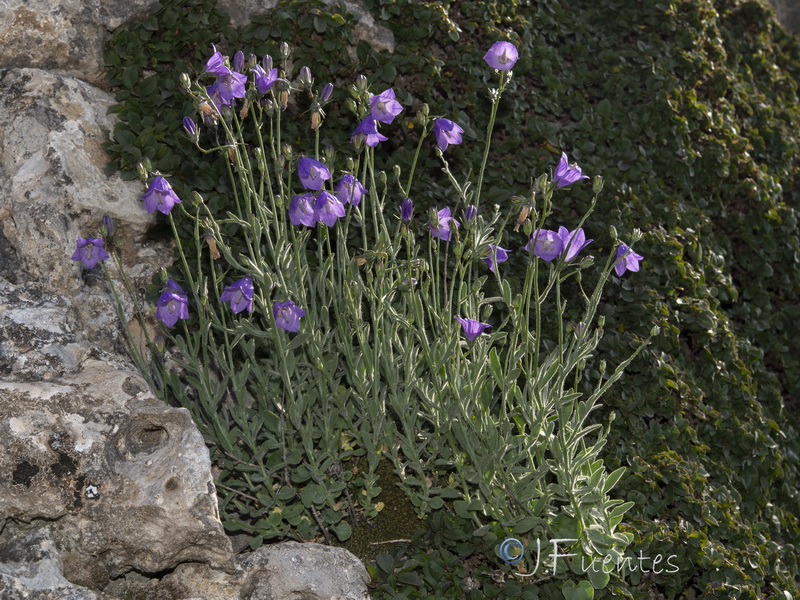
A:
[562, 579, 594, 600]
[332, 521, 352, 541]
[376, 552, 394, 574]
[122, 65, 139, 90]
[602, 467, 626, 494]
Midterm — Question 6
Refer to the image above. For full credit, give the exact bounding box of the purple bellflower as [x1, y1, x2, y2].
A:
[335, 174, 368, 206]
[320, 82, 334, 102]
[370, 89, 403, 124]
[483, 244, 510, 273]
[289, 192, 318, 227]
[614, 244, 644, 276]
[233, 51, 245, 72]
[71, 237, 109, 269]
[433, 118, 464, 152]
[182, 117, 197, 137]
[401, 197, 413, 222]
[205, 47, 229, 76]
[142, 176, 182, 215]
[484, 42, 519, 70]
[456, 317, 491, 342]
[351, 116, 388, 148]
[273, 300, 306, 332]
[297, 157, 331, 191]
[208, 70, 247, 106]
[525, 229, 564, 262]
[430, 207, 460, 241]
[465, 205, 477, 222]
[156, 279, 189, 327]
[553, 153, 589, 188]
[557, 226, 593, 261]
[220, 277, 254, 314]
[315, 191, 346, 227]
[250, 65, 283, 94]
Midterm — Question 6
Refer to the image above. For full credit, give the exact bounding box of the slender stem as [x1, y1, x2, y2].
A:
[474, 71, 506, 208]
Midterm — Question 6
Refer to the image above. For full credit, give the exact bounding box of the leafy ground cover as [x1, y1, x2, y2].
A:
[103, 0, 800, 597]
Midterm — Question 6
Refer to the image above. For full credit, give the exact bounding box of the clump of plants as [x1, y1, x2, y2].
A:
[75, 34, 655, 597]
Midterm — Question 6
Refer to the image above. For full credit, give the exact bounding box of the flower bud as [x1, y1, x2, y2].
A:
[401, 198, 413, 222]
[355, 74, 368, 92]
[323, 145, 335, 164]
[298, 66, 312, 88]
[179, 73, 192, 91]
[599, 359, 607, 373]
[263, 98, 276, 116]
[190, 191, 204, 207]
[281, 143, 293, 160]
[101, 215, 114, 239]
[247, 53, 258, 69]
[182, 116, 197, 139]
[279, 42, 290, 59]
[631, 228, 643, 242]
[320, 82, 333, 102]
[135, 160, 150, 182]
[579, 255, 594, 269]
[609, 225, 618, 241]
[233, 50, 245, 72]
[465, 205, 477, 222]
[345, 98, 358, 115]
[377, 171, 387, 187]
[392, 164, 401, 179]
[592, 175, 604, 194]
[345, 157, 355, 172]
[597, 315, 605, 328]
[262, 54, 273, 71]
[650, 325, 661, 337]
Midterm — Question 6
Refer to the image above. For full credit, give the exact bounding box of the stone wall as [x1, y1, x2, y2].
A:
[0, 1, 375, 598]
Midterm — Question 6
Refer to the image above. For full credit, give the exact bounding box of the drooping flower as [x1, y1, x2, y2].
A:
[401, 197, 413, 222]
[250, 65, 283, 94]
[335, 174, 367, 206]
[433, 118, 464, 152]
[369, 89, 403, 124]
[71, 237, 109, 269]
[614, 244, 644, 276]
[297, 157, 331, 191]
[142, 176, 182, 215]
[273, 300, 306, 332]
[208, 70, 247, 106]
[484, 42, 519, 71]
[455, 316, 491, 342]
[315, 191, 346, 227]
[553, 153, 589, 188]
[483, 244, 510, 273]
[220, 277, 254, 314]
[465, 205, 477, 222]
[525, 229, 564, 262]
[430, 207, 460, 241]
[557, 226, 593, 262]
[156, 279, 189, 327]
[351, 116, 388, 148]
[288, 192, 318, 227]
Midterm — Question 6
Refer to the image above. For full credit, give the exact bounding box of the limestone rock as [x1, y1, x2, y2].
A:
[0, 359, 234, 582]
[0, 0, 153, 85]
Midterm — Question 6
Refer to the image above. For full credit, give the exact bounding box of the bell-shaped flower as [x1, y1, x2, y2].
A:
[273, 300, 306, 332]
[553, 153, 589, 188]
[335, 174, 367, 206]
[205, 47, 229, 77]
[614, 244, 644, 276]
[369, 89, 403, 124]
[525, 229, 564, 262]
[484, 42, 519, 71]
[289, 192, 318, 227]
[156, 279, 189, 327]
[297, 157, 331, 191]
[401, 197, 413, 222]
[456, 317, 491, 342]
[71, 237, 109, 269]
[430, 207, 460, 241]
[351, 116, 388, 148]
[433, 118, 464, 152]
[220, 277, 254, 314]
[142, 176, 182, 214]
[483, 244, 510, 273]
[315, 191, 346, 227]
[250, 65, 284, 94]
[557, 226, 593, 262]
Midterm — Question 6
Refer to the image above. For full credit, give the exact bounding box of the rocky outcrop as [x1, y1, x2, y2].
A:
[0, 1, 373, 599]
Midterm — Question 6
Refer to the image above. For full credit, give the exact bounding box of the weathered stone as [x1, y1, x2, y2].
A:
[767, 0, 800, 34]
[0, 0, 153, 85]
[0, 359, 234, 583]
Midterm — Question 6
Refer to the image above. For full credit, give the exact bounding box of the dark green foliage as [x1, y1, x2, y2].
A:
[104, 0, 800, 597]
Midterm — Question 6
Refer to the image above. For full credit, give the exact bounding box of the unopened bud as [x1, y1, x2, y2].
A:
[135, 160, 150, 182]
[100, 215, 114, 239]
[247, 53, 258, 69]
[649, 325, 661, 337]
[233, 51, 245, 72]
[355, 74, 368, 92]
[190, 191, 204, 206]
[599, 360, 607, 373]
[263, 98, 275, 116]
[345, 98, 358, 115]
[392, 164, 401, 179]
[320, 82, 333, 102]
[298, 66, 312, 88]
[262, 54, 273, 71]
[592, 175, 604, 195]
[378, 171, 387, 187]
[578, 255, 594, 269]
[281, 143, 293, 159]
[279, 42, 290, 59]
[465, 205, 477, 222]
[631, 228, 643, 242]
[323, 145, 335, 164]
[597, 316, 605, 328]
[345, 157, 355, 172]
[609, 225, 618, 241]
[179, 73, 192, 91]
